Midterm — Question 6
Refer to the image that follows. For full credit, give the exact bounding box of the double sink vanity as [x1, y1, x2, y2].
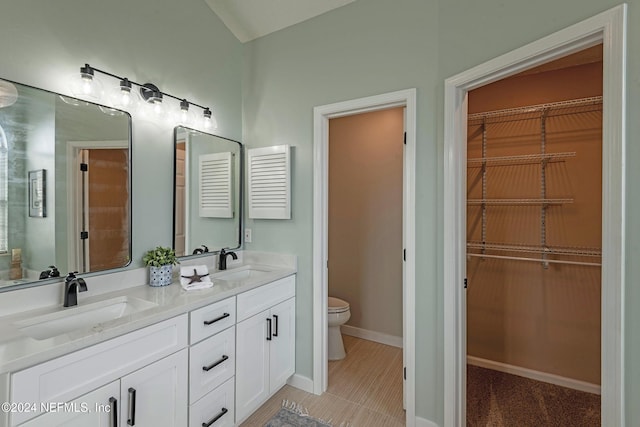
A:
[0, 76, 297, 426]
[0, 252, 297, 427]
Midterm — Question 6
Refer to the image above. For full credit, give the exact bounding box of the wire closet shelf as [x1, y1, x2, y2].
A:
[466, 95, 603, 267]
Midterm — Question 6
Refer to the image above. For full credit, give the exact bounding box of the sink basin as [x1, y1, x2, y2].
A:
[14, 296, 158, 340]
[214, 266, 271, 282]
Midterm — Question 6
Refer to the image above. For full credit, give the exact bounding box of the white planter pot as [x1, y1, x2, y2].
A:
[149, 265, 173, 287]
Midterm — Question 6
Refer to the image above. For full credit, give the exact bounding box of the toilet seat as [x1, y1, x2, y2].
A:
[328, 296, 350, 313]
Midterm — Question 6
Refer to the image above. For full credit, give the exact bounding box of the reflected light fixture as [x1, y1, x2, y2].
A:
[0, 80, 18, 108]
[73, 64, 216, 127]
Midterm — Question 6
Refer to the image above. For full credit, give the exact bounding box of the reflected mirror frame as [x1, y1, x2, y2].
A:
[0, 77, 133, 293]
[172, 126, 243, 259]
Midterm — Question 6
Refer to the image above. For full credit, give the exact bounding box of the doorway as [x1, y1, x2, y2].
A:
[465, 45, 603, 425]
[326, 107, 404, 418]
[443, 5, 626, 427]
[313, 89, 416, 425]
[67, 140, 129, 273]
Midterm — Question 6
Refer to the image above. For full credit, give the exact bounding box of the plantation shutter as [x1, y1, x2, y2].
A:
[199, 151, 233, 218]
[247, 145, 291, 219]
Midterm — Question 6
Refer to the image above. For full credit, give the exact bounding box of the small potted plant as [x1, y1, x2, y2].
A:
[143, 246, 179, 287]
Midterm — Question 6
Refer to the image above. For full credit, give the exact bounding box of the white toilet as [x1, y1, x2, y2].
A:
[328, 296, 351, 360]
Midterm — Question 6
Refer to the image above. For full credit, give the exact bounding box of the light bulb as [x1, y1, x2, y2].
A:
[119, 78, 132, 107]
[82, 76, 93, 95]
[121, 90, 131, 106]
[203, 108, 216, 129]
[69, 64, 103, 101]
[178, 99, 190, 124]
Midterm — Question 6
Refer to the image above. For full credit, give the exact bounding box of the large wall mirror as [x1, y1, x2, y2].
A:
[173, 126, 242, 258]
[0, 78, 131, 291]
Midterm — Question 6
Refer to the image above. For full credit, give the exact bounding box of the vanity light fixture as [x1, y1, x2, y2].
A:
[72, 63, 217, 128]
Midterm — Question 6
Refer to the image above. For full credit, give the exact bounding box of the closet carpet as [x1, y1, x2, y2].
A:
[467, 365, 600, 427]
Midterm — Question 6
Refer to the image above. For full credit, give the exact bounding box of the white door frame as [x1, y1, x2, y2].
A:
[443, 5, 626, 427]
[313, 88, 416, 425]
[66, 140, 129, 273]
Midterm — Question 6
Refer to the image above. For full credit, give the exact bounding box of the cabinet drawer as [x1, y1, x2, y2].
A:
[189, 377, 235, 427]
[189, 326, 235, 404]
[236, 275, 295, 322]
[11, 314, 187, 426]
[190, 297, 236, 344]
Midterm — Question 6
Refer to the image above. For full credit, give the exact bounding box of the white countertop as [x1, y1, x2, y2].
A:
[0, 257, 296, 375]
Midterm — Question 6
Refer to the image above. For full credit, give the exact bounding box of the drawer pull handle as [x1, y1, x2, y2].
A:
[202, 407, 228, 427]
[204, 312, 230, 325]
[127, 387, 136, 426]
[266, 318, 272, 341]
[202, 355, 229, 372]
[109, 397, 118, 427]
[273, 314, 279, 337]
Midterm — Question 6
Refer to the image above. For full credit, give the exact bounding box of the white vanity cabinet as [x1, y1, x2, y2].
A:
[18, 380, 119, 427]
[3, 270, 297, 427]
[17, 350, 188, 427]
[119, 349, 188, 426]
[9, 315, 188, 426]
[187, 296, 237, 427]
[235, 275, 296, 422]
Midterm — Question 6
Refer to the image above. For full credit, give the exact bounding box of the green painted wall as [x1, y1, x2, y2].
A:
[242, 0, 640, 424]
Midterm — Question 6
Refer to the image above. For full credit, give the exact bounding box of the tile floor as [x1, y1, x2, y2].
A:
[240, 335, 405, 426]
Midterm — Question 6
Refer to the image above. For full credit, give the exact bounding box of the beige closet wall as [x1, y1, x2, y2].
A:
[328, 108, 404, 338]
[466, 58, 603, 384]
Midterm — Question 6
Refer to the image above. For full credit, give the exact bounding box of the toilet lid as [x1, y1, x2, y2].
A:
[328, 296, 350, 313]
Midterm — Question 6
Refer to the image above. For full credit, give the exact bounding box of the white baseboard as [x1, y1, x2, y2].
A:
[415, 416, 439, 427]
[467, 355, 601, 395]
[341, 325, 403, 348]
[287, 373, 315, 394]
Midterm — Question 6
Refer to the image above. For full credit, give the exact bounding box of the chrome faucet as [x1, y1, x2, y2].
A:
[218, 248, 238, 271]
[63, 272, 88, 307]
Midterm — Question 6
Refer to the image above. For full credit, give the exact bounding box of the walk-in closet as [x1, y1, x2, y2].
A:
[466, 45, 603, 426]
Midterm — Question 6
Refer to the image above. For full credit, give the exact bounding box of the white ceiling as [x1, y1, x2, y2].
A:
[204, 0, 357, 43]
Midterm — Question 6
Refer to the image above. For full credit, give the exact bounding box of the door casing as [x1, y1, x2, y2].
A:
[312, 88, 417, 426]
[443, 5, 626, 426]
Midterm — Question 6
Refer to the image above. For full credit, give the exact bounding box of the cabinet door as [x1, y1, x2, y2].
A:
[269, 297, 296, 394]
[120, 349, 188, 427]
[235, 309, 270, 422]
[19, 380, 119, 427]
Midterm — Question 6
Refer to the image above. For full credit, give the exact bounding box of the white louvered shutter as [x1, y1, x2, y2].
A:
[199, 152, 233, 218]
[248, 145, 291, 219]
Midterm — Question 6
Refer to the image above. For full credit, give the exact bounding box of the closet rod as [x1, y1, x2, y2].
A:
[467, 152, 576, 167]
[467, 96, 603, 121]
[467, 241, 601, 257]
[467, 253, 601, 267]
